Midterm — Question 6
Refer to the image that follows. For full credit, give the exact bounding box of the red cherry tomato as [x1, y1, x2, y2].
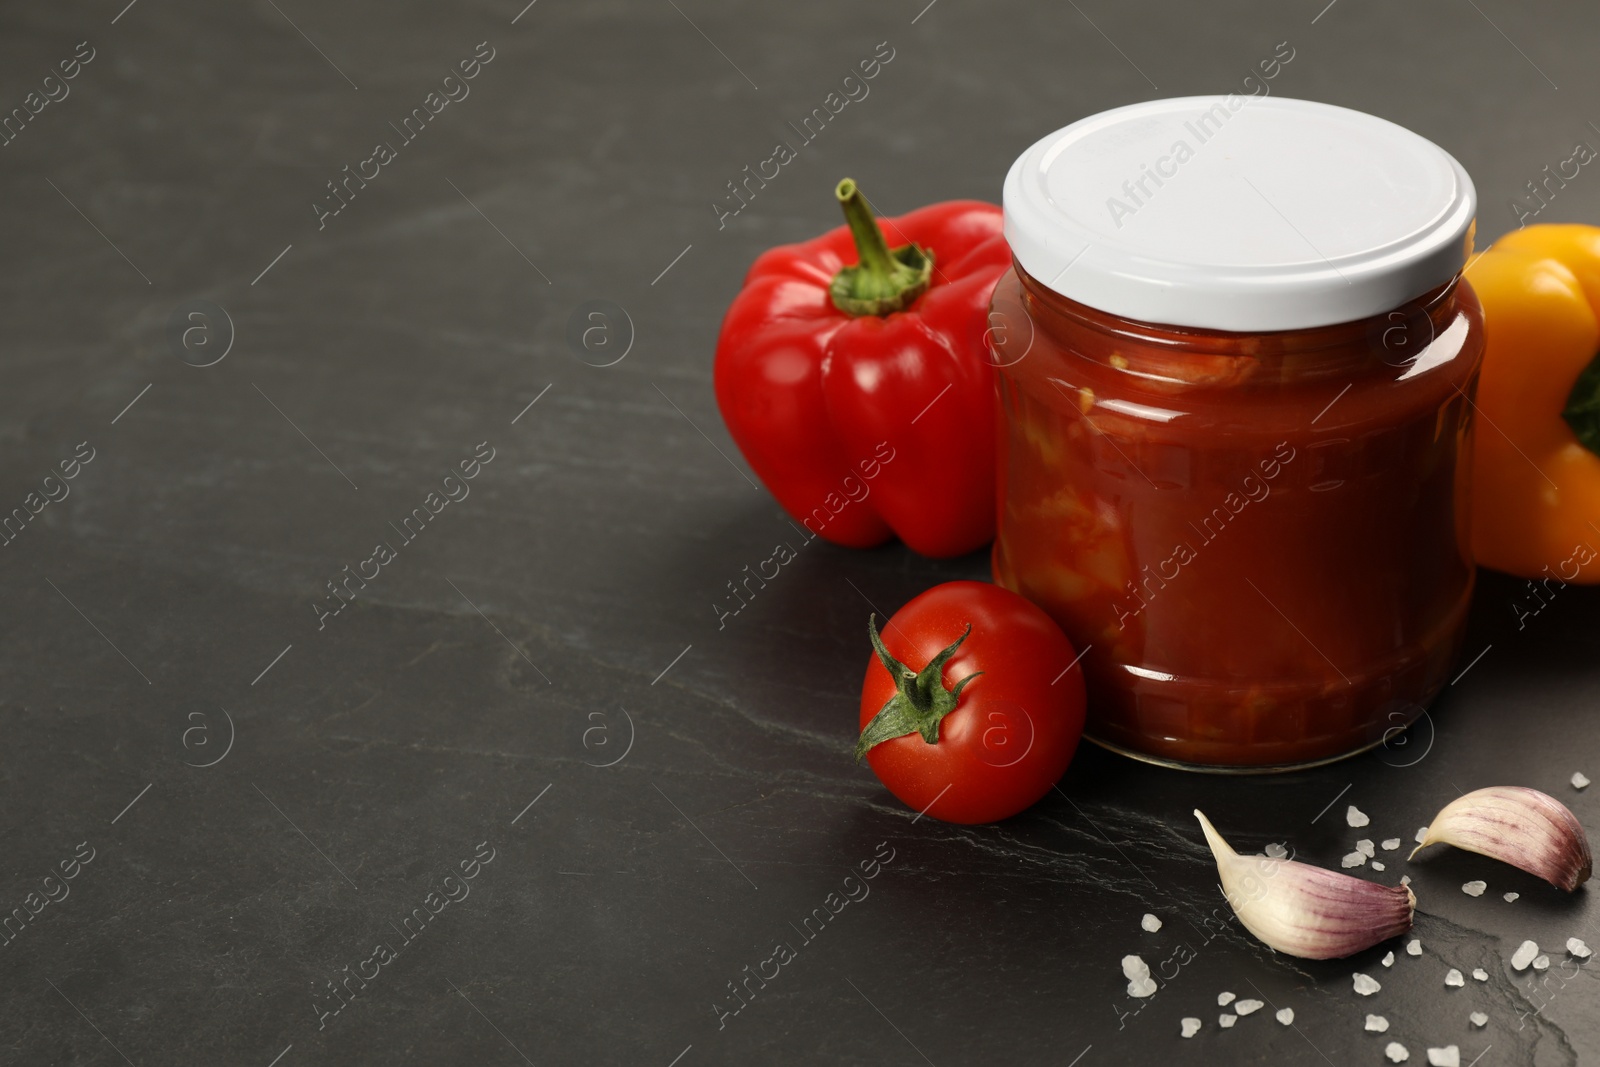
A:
[856, 580, 1087, 824]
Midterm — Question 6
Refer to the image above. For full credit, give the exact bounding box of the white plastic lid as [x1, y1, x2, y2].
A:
[1002, 96, 1476, 331]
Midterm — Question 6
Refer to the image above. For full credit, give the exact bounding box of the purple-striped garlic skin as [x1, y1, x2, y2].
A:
[1411, 787, 1592, 892]
[1195, 811, 1415, 960]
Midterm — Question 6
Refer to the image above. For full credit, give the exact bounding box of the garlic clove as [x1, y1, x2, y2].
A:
[1194, 810, 1415, 960]
[1409, 786, 1592, 891]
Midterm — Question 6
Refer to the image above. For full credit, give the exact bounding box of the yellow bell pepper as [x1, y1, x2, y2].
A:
[1464, 224, 1600, 582]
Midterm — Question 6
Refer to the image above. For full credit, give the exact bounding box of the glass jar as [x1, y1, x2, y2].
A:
[993, 96, 1483, 770]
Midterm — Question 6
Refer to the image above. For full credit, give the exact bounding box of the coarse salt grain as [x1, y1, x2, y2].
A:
[1574, 772, 1590, 790]
[1181, 1017, 1201, 1038]
[1416, 826, 1429, 844]
[1426, 1047, 1460, 1067]
[1341, 851, 1368, 868]
[1348, 805, 1370, 827]
[1444, 968, 1464, 987]
[1568, 937, 1592, 959]
[1533, 954, 1550, 971]
[1353, 973, 1382, 996]
[1265, 842, 1288, 859]
[1470, 1011, 1488, 1027]
[1503, 892, 1519, 903]
[1401, 875, 1412, 886]
[1372, 861, 1387, 871]
[1386, 1042, 1410, 1063]
[1123, 954, 1157, 997]
[1357, 838, 1376, 857]
[1276, 1007, 1294, 1025]
[1382, 951, 1395, 967]
[1382, 838, 1401, 851]
[1511, 940, 1539, 970]
[1472, 968, 1488, 981]
[1407, 939, 1423, 956]
[1219, 1013, 1237, 1028]
[1142, 913, 1162, 933]
[1235, 999, 1263, 1016]
[1365, 1014, 1390, 1032]
[1218, 991, 1235, 1006]
[1462, 880, 1486, 897]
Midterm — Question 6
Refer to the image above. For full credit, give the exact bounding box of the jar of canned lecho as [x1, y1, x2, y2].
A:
[990, 96, 1483, 770]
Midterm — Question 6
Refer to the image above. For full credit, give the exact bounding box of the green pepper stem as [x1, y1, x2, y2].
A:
[1563, 348, 1600, 457]
[838, 179, 897, 277]
[829, 178, 935, 318]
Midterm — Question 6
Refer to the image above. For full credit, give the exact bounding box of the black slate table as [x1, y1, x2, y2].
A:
[3, 1, 1600, 1064]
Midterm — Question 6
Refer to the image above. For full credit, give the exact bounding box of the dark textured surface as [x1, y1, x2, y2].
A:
[3, 1, 1600, 1064]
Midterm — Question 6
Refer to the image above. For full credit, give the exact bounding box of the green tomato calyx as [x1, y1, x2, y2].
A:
[854, 614, 981, 762]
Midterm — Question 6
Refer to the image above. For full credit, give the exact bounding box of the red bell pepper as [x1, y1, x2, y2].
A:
[713, 179, 1009, 558]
